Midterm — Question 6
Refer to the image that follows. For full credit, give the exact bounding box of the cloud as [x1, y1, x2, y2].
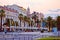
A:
[0, 0, 60, 13]
[44, 9, 60, 18]
[49, 9, 60, 12]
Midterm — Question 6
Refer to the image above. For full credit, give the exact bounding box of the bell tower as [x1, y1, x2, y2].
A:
[26, 7, 30, 16]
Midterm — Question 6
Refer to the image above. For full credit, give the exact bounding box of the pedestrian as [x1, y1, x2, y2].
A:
[4, 25, 7, 34]
[3, 23, 7, 34]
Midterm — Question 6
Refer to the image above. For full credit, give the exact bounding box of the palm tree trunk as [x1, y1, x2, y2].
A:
[30, 21, 31, 27]
[0, 16, 2, 31]
[24, 21, 25, 27]
[20, 20, 21, 27]
[31, 21, 32, 27]
[10, 19, 11, 31]
[49, 22, 50, 32]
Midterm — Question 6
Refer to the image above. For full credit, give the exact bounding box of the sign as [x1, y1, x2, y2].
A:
[42, 22, 46, 27]
[52, 27, 57, 33]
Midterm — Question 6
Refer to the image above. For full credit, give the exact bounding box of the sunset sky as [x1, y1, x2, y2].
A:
[0, 0, 60, 14]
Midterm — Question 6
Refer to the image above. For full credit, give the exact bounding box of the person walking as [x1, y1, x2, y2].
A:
[4, 25, 7, 34]
[3, 23, 7, 34]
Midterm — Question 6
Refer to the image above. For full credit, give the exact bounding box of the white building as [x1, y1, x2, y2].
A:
[0, 5, 45, 32]
[0, 5, 19, 25]
[6, 4, 27, 16]
[0, 5, 28, 28]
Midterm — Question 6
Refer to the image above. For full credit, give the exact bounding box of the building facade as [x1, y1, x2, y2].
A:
[0, 5, 45, 32]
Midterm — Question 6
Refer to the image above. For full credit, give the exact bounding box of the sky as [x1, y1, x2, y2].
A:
[0, 0, 60, 14]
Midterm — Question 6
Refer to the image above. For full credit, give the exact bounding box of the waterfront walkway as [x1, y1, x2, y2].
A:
[0, 32, 58, 40]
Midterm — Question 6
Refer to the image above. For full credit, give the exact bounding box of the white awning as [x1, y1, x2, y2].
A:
[10, 26, 39, 29]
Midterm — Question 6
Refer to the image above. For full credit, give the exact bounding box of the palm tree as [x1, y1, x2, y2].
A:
[15, 21, 18, 26]
[11, 20, 15, 26]
[32, 15, 38, 21]
[18, 14, 23, 27]
[32, 15, 38, 27]
[30, 20, 34, 27]
[52, 20, 57, 27]
[5, 18, 10, 27]
[57, 16, 60, 31]
[0, 9, 5, 30]
[27, 17, 31, 27]
[23, 16, 28, 27]
[57, 16, 60, 36]
[47, 16, 52, 32]
[36, 19, 40, 27]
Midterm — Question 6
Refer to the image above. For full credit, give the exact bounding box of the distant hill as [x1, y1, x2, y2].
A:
[44, 9, 60, 18]
[44, 14, 60, 18]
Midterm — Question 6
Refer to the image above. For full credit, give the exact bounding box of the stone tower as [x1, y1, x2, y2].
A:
[26, 7, 30, 17]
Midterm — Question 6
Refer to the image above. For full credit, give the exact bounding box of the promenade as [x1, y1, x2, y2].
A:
[0, 32, 57, 40]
